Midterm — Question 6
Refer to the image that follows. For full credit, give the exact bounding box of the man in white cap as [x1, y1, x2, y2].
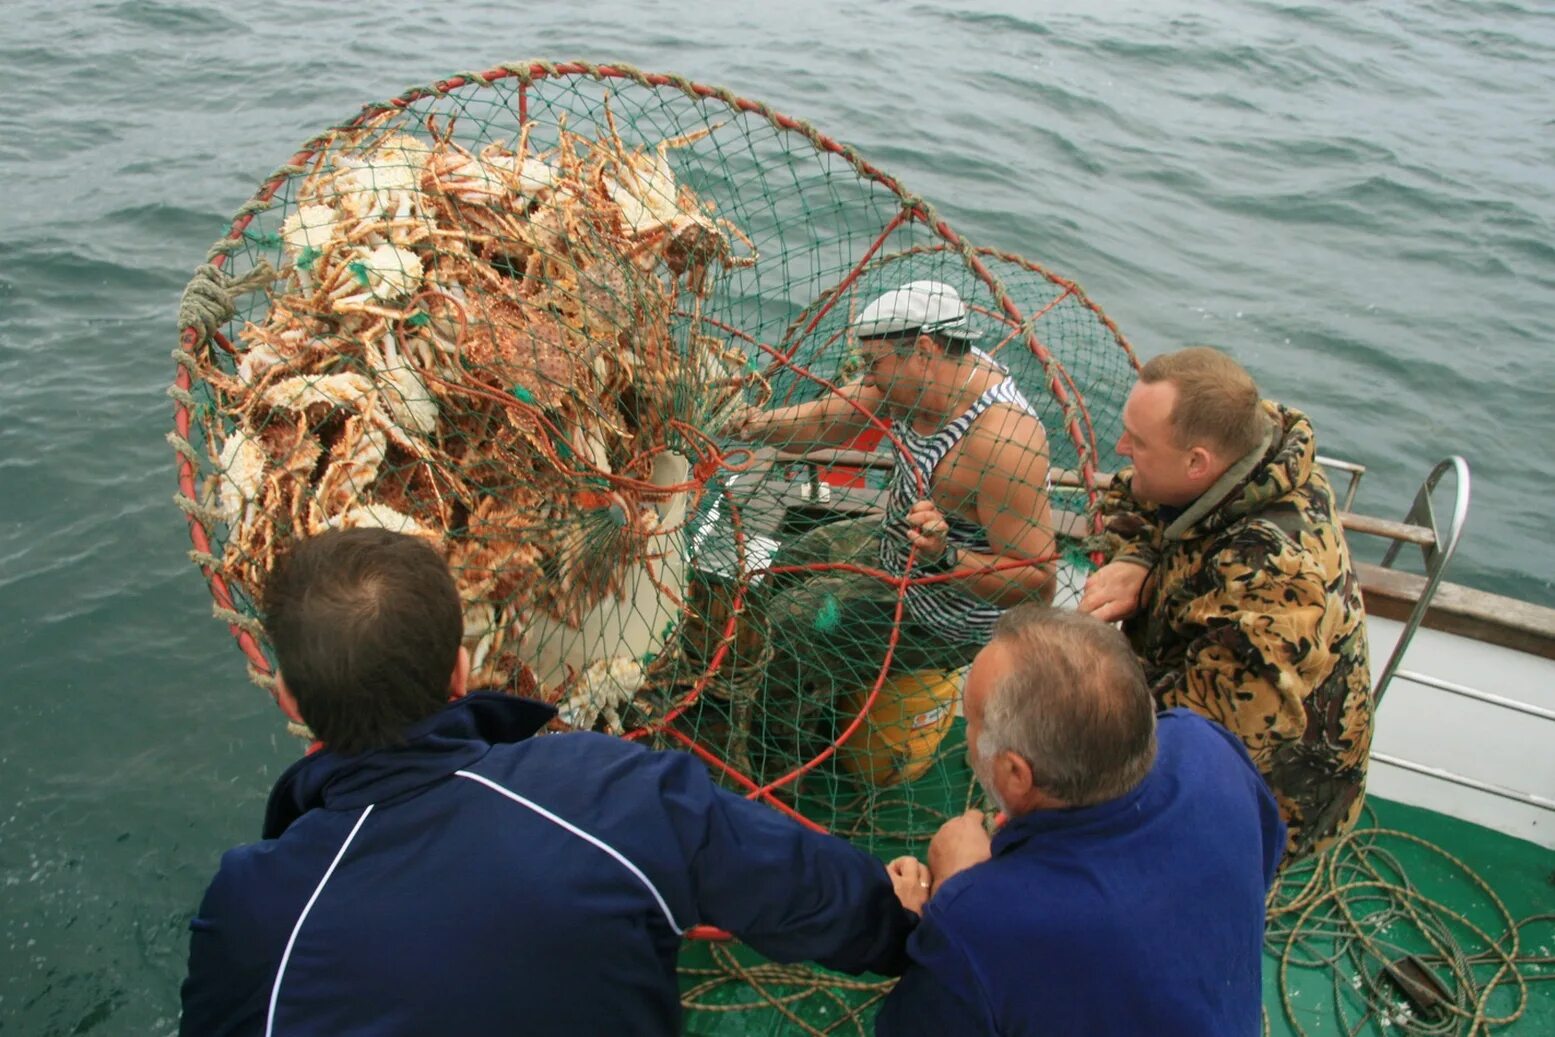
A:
[732, 281, 1056, 746]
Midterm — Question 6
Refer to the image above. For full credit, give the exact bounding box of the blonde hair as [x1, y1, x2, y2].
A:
[1139, 346, 1265, 459]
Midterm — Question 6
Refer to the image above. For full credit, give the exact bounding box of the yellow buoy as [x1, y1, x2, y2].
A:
[839, 669, 961, 786]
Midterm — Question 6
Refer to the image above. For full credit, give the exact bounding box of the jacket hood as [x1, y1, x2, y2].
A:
[1163, 401, 1318, 541]
[262, 692, 556, 839]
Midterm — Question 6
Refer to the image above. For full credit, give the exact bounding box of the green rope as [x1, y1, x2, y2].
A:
[177, 260, 279, 341]
[812, 594, 842, 634]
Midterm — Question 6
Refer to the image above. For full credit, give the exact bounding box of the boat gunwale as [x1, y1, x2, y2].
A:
[768, 447, 1555, 660]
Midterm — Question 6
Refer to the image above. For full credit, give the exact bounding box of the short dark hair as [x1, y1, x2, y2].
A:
[930, 331, 972, 357]
[262, 528, 462, 755]
[980, 605, 1157, 806]
[858, 329, 972, 357]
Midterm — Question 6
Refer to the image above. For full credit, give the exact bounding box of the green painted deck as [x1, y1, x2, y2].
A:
[676, 719, 1555, 1036]
[1264, 798, 1554, 1036]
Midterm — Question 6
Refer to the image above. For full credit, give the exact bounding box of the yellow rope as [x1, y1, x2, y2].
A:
[682, 811, 1553, 1036]
[679, 942, 893, 1037]
[1265, 813, 1551, 1036]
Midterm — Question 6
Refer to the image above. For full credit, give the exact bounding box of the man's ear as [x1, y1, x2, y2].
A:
[448, 645, 471, 701]
[273, 675, 305, 725]
[1185, 444, 1217, 481]
[996, 750, 1036, 809]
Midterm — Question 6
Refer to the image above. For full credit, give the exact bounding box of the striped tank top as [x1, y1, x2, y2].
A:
[877, 369, 1040, 644]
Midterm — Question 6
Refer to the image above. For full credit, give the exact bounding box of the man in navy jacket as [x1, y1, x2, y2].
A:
[180, 528, 920, 1036]
[876, 606, 1286, 1036]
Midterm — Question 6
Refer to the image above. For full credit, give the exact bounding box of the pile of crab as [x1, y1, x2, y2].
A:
[198, 109, 756, 728]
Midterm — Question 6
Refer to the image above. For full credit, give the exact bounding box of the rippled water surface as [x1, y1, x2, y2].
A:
[2, 1, 1552, 1031]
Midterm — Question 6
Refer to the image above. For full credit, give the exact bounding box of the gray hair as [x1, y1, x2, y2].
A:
[976, 605, 1157, 806]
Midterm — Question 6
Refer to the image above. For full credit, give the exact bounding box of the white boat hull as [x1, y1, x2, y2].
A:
[1366, 614, 1555, 849]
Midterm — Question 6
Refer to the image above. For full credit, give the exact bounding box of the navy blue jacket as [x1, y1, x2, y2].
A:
[875, 710, 1285, 1036]
[181, 693, 916, 1036]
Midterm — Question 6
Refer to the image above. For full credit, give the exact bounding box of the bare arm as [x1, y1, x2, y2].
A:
[906, 409, 1055, 606]
[733, 379, 887, 450]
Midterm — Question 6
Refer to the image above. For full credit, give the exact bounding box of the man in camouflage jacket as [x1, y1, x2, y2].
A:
[1081, 347, 1372, 860]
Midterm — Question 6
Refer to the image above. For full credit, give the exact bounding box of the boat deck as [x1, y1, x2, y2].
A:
[677, 744, 1555, 1035]
[674, 456, 1554, 1034]
[1265, 797, 1554, 1036]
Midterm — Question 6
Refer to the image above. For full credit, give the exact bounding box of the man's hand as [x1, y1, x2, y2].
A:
[1078, 560, 1150, 622]
[927, 810, 992, 890]
[887, 855, 932, 914]
[722, 404, 764, 442]
[904, 499, 952, 564]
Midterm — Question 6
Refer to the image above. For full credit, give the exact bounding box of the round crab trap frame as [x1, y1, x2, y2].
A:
[170, 59, 1138, 1031]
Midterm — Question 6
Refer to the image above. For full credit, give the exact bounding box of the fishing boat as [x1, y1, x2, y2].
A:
[169, 61, 1551, 1036]
[674, 446, 1555, 1036]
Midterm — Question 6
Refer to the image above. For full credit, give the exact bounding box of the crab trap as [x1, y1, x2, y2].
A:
[171, 60, 1140, 1033]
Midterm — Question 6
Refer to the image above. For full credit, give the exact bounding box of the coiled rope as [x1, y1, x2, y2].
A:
[681, 809, 1554, 1036]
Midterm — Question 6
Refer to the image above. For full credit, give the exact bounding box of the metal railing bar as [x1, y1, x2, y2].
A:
[1317, 454, 1366, 512]
[1371, 752, 1555, 811]
[1393, 668, 1555, 722]
[1375, 457, 1472, 703]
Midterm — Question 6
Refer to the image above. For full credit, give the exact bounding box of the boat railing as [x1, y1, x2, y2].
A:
[1316, 454, 1366, 512]
[1366, 456, 1472, 704]
[769, 449, 1551, 813]
[1320, 456, 1555, 815]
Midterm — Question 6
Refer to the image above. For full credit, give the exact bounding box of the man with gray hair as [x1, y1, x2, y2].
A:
[875, 606, 1286, 1037]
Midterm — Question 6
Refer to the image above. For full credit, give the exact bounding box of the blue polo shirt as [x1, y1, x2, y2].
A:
[876, 709, 1285, 1036]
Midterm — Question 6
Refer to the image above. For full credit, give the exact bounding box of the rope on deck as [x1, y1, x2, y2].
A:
[679, 942, 893, 1037]
[680, 805, 1555, 1036]
[1266, 809, 1554, 1036]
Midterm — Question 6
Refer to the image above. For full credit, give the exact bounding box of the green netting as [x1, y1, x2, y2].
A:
[169, 60, 1551, 1037]
[169, 61, 1140, 1032]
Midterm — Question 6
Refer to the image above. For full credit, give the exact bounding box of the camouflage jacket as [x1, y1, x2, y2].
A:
[1099, 401, 1373, 860]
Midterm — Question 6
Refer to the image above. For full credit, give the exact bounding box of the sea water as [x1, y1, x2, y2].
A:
[1, 1, 1552, 1031]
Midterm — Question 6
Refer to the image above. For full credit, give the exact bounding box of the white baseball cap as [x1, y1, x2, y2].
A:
[852, 280, 979, 341]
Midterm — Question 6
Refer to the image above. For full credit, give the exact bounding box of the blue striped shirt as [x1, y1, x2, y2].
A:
[876, 364, 1040, 644]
